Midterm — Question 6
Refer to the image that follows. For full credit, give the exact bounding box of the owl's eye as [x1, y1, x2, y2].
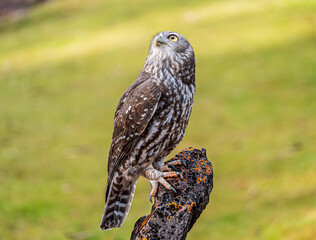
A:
[168, 34, 179, 42]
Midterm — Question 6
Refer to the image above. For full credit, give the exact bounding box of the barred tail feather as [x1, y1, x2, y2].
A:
[100, 180, 137, 230]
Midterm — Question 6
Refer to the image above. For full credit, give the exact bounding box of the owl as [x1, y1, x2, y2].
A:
[100, 31, 196, 230]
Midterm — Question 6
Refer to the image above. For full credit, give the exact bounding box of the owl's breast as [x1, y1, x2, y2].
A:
[154, 78, 195, 151]
[127, 77, 195, 170]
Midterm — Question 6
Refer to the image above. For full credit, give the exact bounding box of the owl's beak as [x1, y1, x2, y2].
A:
[154, 36, 165, 47]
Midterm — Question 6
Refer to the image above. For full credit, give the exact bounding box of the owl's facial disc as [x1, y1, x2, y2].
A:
[149, 31, 194, 63]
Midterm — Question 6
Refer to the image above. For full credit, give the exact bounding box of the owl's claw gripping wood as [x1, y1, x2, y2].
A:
[144, 167, 182, 202]
[169, 159, 188, 168]
[162, 159, 188, 172]
[156, 176, 178, 193]
[162, 171, 183, 180]
[178, 160, 188, 168]
[148, 176, 178, 203]
[161, 164, 178, 172]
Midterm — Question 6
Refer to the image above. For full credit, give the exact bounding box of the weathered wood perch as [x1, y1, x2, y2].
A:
[131, 148, 213, 240]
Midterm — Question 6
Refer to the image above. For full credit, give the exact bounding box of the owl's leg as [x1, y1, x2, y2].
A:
[144, 167, 182, 202]
[149, 180, 158, 202]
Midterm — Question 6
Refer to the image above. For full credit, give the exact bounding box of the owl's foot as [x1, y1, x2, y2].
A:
[144, 167, 182, 202]
[161, 159, 188, 172]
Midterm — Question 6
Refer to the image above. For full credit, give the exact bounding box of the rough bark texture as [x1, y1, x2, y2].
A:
[131, 148, 213, 240]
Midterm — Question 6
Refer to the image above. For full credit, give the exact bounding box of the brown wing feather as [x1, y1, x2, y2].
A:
[105, 72, 161, 198]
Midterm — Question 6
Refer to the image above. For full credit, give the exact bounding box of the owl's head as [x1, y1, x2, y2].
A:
[147, 31, 195, 64]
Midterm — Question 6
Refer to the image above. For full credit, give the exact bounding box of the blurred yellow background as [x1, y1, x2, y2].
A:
[0, 0, 315, 239]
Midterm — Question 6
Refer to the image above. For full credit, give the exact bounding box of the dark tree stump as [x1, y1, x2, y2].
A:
[131, 148, 213, 240]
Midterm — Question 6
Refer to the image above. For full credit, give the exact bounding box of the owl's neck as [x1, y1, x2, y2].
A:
[142, 52, 195, 85]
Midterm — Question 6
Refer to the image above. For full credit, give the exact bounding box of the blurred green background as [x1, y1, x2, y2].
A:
[0, 0, 315, 239]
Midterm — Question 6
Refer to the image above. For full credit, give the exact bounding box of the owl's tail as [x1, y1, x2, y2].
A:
[100, 179, 137, 231]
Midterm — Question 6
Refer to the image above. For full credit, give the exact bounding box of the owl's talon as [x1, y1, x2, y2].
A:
[167, 165, 177, 172]
[165, 159, 188, 168]
[179, 160, 188, 168]
[174, 159, 188, 168]
[162, 171, 182, 179]
[149, 195, 153, 203]
[161, 164, 176, 172]
[169, 185, 177, 193]
[177, 172, 183, 179]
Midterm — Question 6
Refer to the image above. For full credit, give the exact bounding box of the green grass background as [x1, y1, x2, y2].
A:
[0, 0, 315, 239]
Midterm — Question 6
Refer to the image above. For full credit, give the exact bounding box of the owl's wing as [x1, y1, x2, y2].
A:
[106, 73, 161, 198]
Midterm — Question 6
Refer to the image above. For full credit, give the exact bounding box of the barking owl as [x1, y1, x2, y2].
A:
[100, 31, 196, 230]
